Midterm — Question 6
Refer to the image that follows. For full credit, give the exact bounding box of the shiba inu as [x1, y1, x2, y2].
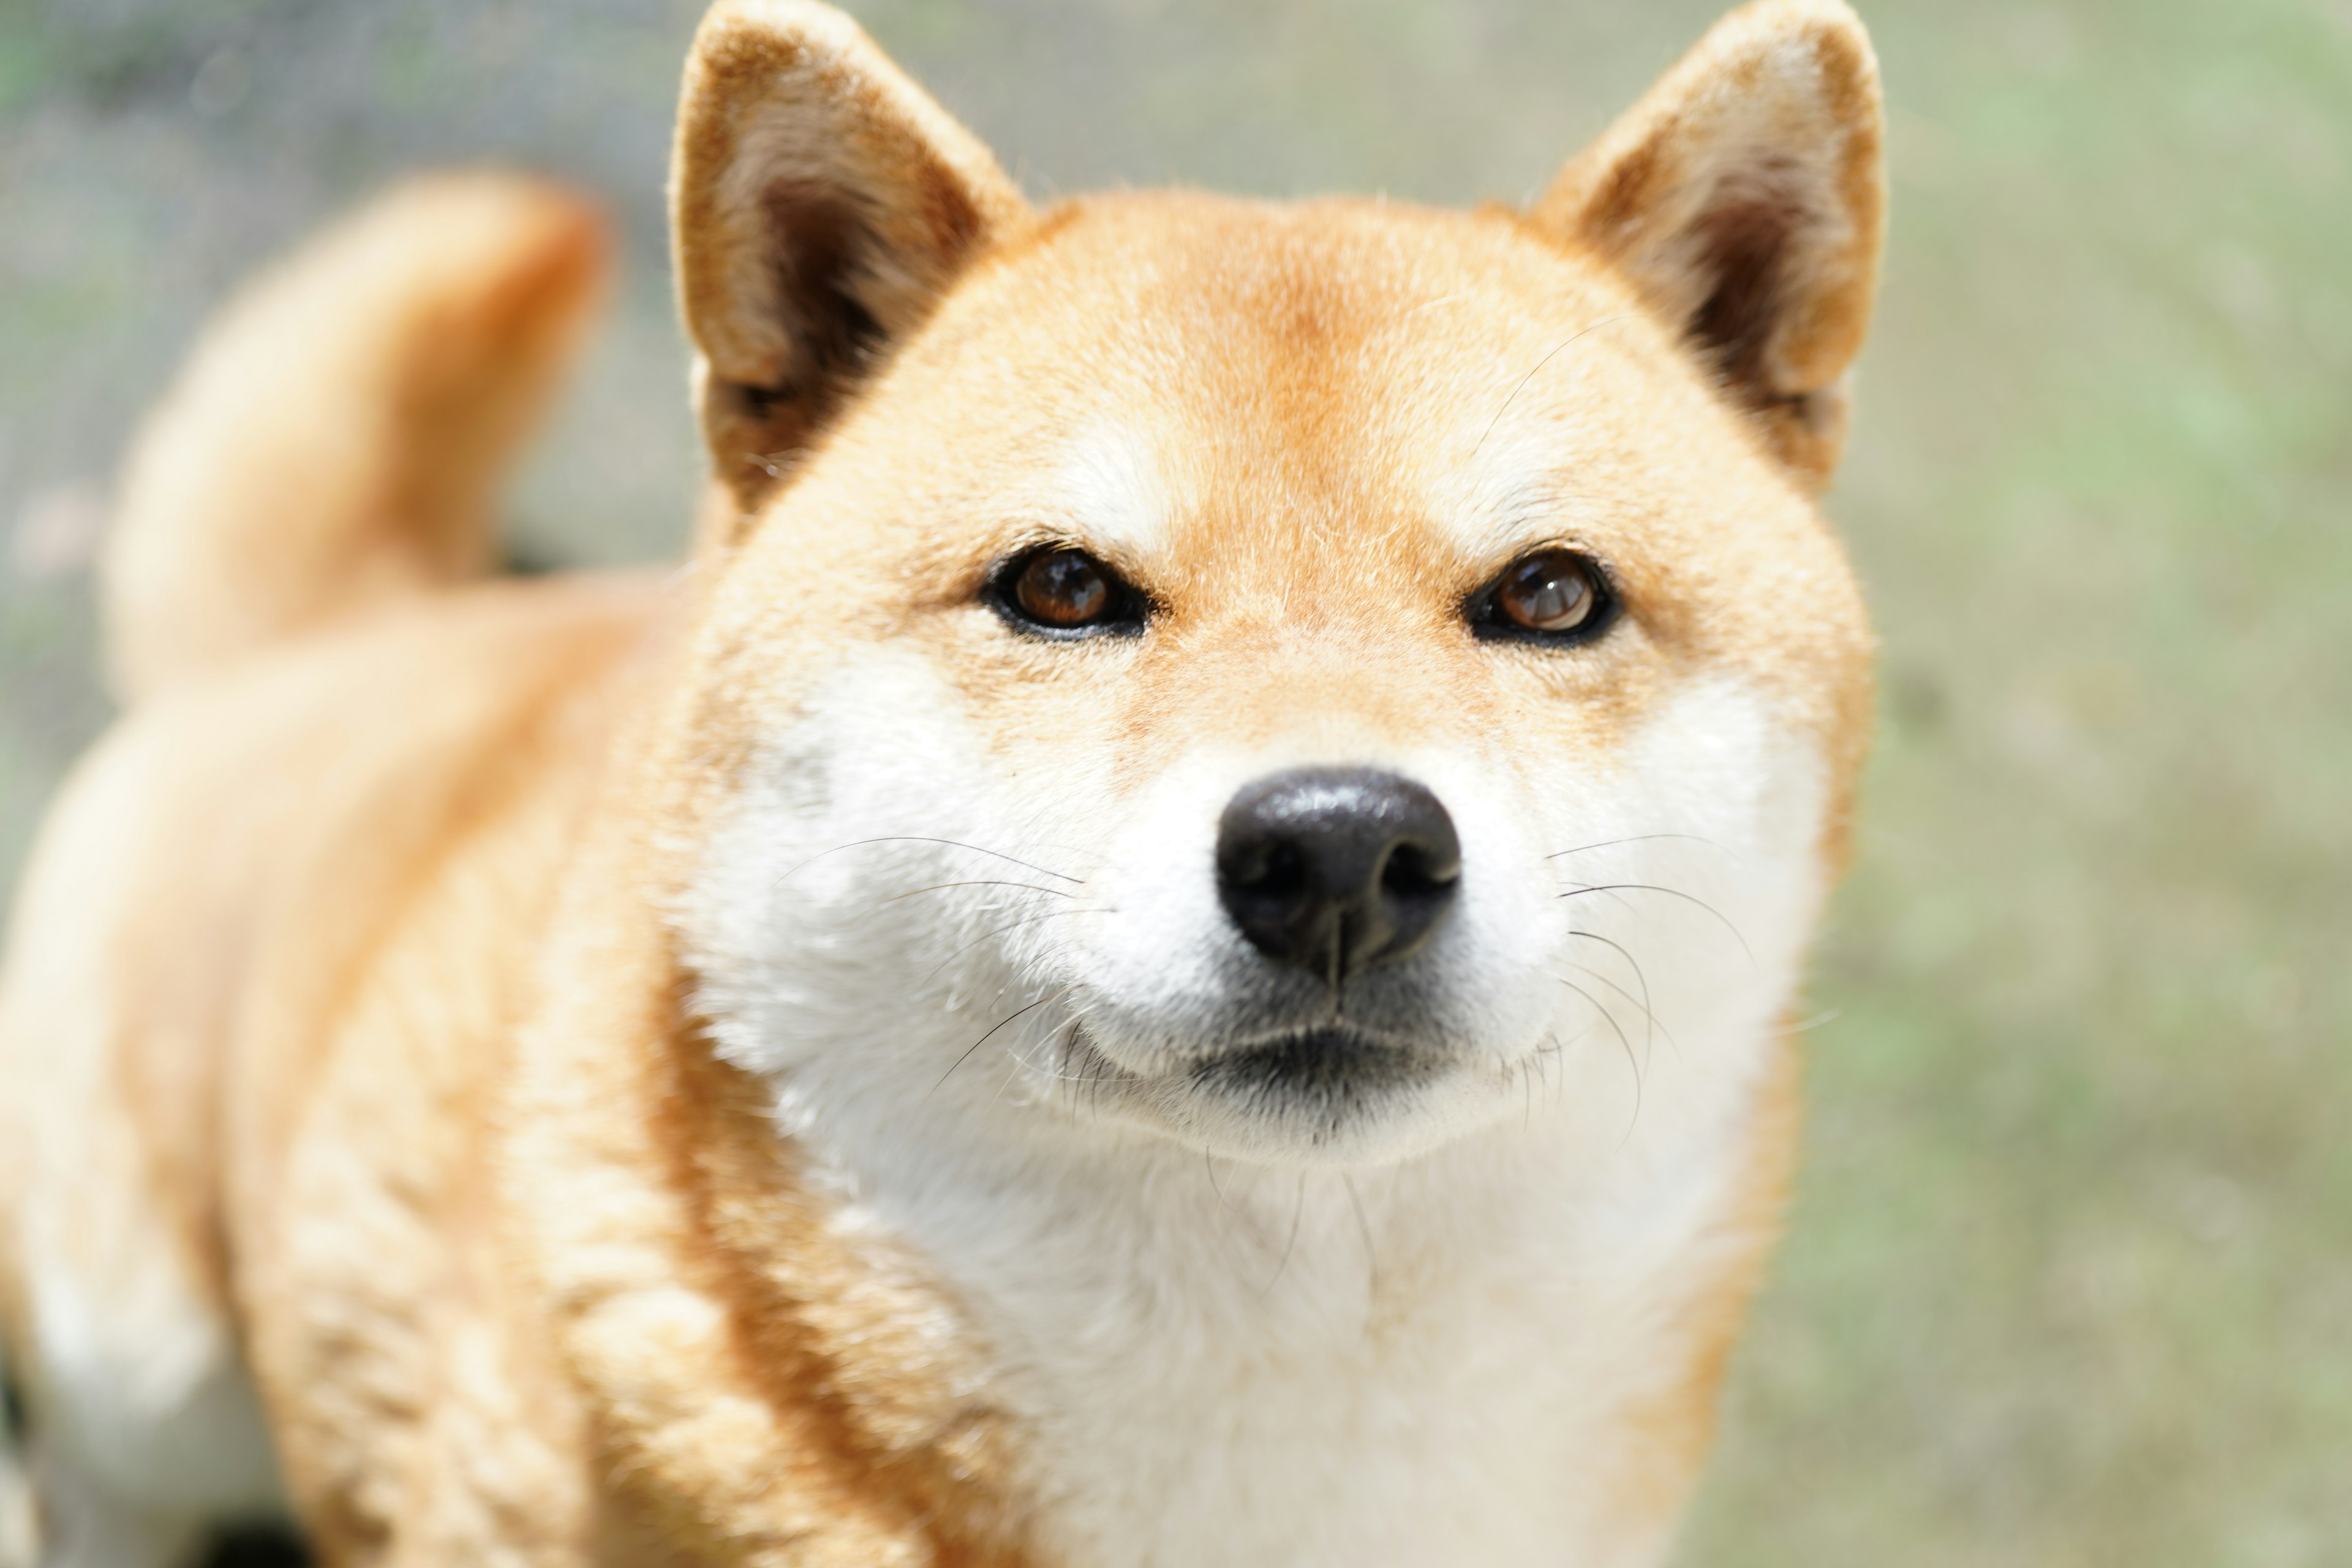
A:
[0, 0, 1883, 1562]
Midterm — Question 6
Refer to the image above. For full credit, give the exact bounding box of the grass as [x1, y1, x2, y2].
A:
[1, 0, 2345, 1559]
[1681, 2, 2352, 1561]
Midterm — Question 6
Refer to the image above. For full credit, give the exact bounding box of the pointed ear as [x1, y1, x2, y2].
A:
[1532, 0, 1884, 488]
[673, 0, 1031, 510]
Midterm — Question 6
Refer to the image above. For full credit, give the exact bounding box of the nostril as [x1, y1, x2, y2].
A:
[1380, 841, 1459, 901]
[1244, 841, 1307, 896]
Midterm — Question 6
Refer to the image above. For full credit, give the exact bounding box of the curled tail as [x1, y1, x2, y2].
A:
[103, 172, 608, 704]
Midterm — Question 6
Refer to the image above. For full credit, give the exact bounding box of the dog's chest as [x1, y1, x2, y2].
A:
[1005, 1227, 1591, 1567]
[816, 1117, 1746, 1568]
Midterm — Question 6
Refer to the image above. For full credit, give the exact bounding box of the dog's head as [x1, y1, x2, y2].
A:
[667, 0, 1880, 1167]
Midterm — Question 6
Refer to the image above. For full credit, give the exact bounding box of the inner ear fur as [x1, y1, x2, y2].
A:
[673, 0, 1030, 512]
[1534, 0, 1884, 488]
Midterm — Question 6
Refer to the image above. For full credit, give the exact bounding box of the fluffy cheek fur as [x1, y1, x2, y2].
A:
[684, 641, 1828, 1173]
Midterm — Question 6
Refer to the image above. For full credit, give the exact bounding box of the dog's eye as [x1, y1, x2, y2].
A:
[990, 546, 1146, 638]
[1469, 549, 1617, 644]
[1496, 554, 1596, 632]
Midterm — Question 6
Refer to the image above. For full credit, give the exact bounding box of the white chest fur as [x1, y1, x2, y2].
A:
[758, 1014, 1777, 1568]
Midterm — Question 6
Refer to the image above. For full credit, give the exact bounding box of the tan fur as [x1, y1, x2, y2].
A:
[1535, 0, 1884, 486]
[104, 173, 608, 701]
[674, 0, 1030, 513]
[1595, 1023, 1804, 1531]
[0, 2, 1882, 1562]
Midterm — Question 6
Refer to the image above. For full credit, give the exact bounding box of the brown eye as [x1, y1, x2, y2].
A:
[993, 546, 1146, 637]
[1472, 549, 1616, 643]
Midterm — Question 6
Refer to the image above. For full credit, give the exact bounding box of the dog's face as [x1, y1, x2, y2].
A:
[669, 0, 1880, 1168]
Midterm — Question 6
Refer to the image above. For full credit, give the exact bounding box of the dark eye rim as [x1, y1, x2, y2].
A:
[1463, 547, 1623, 647]
[984, 543, 1152, 641]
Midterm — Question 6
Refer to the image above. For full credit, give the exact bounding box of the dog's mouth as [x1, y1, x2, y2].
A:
[1052, 1015, 1517, 1162]
[1067, 1020, 1450, 1115]
[1186, 1025, 1443, 1100]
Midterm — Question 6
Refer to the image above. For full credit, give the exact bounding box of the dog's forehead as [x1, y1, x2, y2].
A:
[899, 191, 1730, 564]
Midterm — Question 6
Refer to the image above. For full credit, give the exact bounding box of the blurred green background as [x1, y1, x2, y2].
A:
[2, 0, 2347, 1561]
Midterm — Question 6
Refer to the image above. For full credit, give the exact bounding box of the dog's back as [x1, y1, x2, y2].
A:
[0, 174, 657, 1567]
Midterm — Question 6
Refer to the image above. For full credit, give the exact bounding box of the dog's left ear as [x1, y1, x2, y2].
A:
[1533, 0, 1884, 489]
[673, 0, 1031, 512]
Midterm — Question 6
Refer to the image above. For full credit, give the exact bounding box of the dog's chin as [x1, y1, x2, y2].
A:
[1065, 1022, 1514, 1167]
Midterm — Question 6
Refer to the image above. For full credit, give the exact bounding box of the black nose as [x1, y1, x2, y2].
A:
[1215, 767, 1463, 986]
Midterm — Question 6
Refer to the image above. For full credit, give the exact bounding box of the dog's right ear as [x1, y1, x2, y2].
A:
[673, 0, 1030, 513]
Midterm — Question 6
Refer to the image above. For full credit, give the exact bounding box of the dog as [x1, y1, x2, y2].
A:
[0, 0, 1882, 1561]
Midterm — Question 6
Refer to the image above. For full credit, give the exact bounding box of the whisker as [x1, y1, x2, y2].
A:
[1556, 975, 1642, 1143]
[1562, 929, 1664, 1056]
[773, 835, 1084, 889]
[1088, 1038, 1112, 1117]
[1471, 315, 1630, 461]
[920, 905, 1120, 983]
[930, 982, 1082, 1099]
[1016, 1050, 1142, 1091]
[1342, 1174, 1378, 1295]
[1261, 1172, 1309, 1300]
[993, 1019, 1081, 1106]
[1544, 832, 1738, 863]
[1013, 1020, 1090, 1079]
[1559, 951, 1676, 1061]
[1555, 975, 1637, 1074]
[1555, 882, 1753, 961]
[881, 879, 1077, 905]
[989, 1042, 1030, 1107]
[1536, 1036, 1567, 1113]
